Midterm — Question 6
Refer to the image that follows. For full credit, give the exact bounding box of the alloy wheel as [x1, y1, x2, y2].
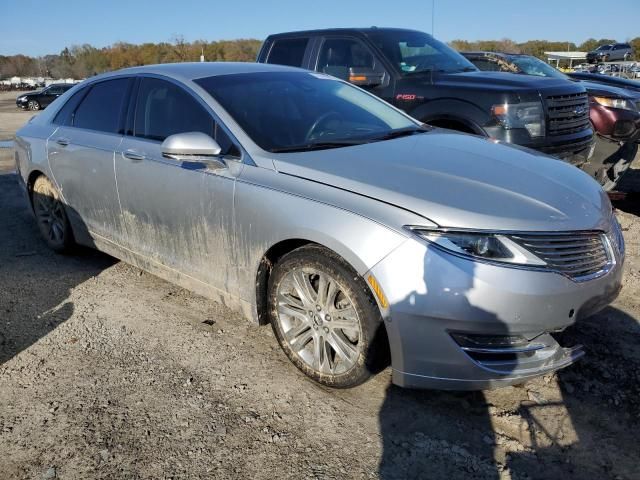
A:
[275, 268, 362, 375]
[34, 191, 66, 247]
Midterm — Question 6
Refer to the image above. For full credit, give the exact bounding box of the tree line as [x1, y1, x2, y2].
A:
[0, 37, 262, 79]
[449, 37, 640, 61]
[2, 36, 639, 80]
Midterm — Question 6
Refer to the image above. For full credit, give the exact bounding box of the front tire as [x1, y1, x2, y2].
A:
[32, 176, 74, 253]
[268, 245, 387, 388]
[27, 100, 40, 111]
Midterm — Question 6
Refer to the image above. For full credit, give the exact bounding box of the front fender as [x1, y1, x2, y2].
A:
[233, 169, 410, 309]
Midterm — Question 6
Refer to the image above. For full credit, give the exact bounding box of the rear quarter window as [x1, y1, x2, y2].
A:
[267, 38, 309, 67]
[52, 86, 89, 126]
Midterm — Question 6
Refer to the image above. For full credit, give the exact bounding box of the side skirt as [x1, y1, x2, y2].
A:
[89, 231, 257, 324]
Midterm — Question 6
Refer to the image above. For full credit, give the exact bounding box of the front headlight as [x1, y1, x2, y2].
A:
[491, 101, 545, 138]
[17, 96, 26, 101]
[407, 228, 547, 266]
[593, 96, 638, 112]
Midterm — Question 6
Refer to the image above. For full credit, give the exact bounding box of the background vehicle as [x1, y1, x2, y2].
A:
[257, 28, 594, 166]
[15, 83, 74, 111]
[586, 43, 633, 63]
[568, 71, 640, 93]
[463, 51, 640, 190]
[14, 63, 624, 390]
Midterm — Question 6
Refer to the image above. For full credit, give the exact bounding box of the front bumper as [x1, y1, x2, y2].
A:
[484, 127, 594, 166]
[368, 236, 623, 390]
[16, 98, 28, 109]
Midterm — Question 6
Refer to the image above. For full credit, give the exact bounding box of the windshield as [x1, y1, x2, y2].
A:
[507, 55, 568, 80]
[596, 45, 612, 51]
[367, 30, 477, 75]
[195, 72, 418, 152]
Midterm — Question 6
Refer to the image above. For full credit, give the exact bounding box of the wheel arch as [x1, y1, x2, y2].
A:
[410, 99, 488, 136]
[425, 116, 483, 135]
[254, 237, 376, 326]
[26, 169, 46, 209]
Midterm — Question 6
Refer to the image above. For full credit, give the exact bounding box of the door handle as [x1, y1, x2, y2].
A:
[123, 149, 145, 161]
[55, 138, 70, 146]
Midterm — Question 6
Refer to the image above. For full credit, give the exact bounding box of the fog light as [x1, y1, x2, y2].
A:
[451, 333, 531, 348]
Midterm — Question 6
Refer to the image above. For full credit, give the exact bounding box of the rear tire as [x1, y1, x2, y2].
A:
[32, 176, 74, 253]
[27, 100, 40, 111]
[267, 245, 388, 388]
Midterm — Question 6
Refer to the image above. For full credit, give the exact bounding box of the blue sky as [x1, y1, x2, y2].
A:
[1, 0, 639, 56]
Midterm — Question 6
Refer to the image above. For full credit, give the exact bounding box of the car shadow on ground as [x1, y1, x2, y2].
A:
[376, 247, 510, 479]
[0, 173, 115, 365]
[612, 160, 640, 216]
[506, 306, 640, 479]
[376, 302, 639, 479]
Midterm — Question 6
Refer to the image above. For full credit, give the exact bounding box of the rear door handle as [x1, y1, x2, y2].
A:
[123, 149, 145, 161]
[55, 138, 70, 146]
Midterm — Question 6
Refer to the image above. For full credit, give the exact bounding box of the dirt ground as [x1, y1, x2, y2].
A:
[0, 90, 638, 480]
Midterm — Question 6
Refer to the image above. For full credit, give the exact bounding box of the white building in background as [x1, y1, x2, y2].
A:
[545, 51, 587, 68]
[1, 76, 81, 87]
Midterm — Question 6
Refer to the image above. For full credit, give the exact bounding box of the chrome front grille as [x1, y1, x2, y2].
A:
[509, 232, 611, 279]
[545, 92, 591, 136]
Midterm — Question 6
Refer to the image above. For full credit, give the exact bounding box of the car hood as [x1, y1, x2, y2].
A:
[433, 71, 584, 93]
[580, 80, 639, 99]
[272, 130, 611, 232]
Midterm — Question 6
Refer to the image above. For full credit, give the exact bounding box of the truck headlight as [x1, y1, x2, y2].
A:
[407, 228, 547, 266]
[491, 101, 545, 138]
[593, 96, 638, 112]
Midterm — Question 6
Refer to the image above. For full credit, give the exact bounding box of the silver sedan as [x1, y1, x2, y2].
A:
[14, 62, 624, 389]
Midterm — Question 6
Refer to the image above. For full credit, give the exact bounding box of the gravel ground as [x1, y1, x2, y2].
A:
[0, 91, 639, 480]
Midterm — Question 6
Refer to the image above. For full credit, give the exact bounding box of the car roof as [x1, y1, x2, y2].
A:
[91, 62, 306, 83]
[265, 27, 427, 38]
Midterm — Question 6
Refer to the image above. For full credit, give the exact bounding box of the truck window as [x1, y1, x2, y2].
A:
[317, 38, 374, 80]
[267, 38, 309, 67]
[472, 59, 501, 72]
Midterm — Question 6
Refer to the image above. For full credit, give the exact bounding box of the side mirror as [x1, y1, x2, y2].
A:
[161, 131, 225, 170]
[348, 67, 383, 87]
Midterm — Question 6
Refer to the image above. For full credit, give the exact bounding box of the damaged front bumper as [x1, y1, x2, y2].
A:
[367, 236, 623, 390]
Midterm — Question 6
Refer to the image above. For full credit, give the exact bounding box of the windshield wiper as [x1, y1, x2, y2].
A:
[269, 140, 365, 153]
[367, 126, 430, 142]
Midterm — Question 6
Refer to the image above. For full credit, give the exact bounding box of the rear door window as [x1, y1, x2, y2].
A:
[73, 78, 129, 134]
[267, 38, 309, 67]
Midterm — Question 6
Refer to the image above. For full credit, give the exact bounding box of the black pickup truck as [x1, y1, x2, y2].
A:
[257, 28, 594, 165]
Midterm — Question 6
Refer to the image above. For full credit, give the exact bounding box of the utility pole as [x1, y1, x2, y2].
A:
[432, 0, 435, 36]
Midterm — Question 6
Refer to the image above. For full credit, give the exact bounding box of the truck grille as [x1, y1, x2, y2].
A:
[545, 92, 591, 136]
[509, 232, 611, 279]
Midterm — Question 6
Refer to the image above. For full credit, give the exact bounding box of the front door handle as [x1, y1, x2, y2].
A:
[55, 138, 70, 146]
[123, 149, 145, 161]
